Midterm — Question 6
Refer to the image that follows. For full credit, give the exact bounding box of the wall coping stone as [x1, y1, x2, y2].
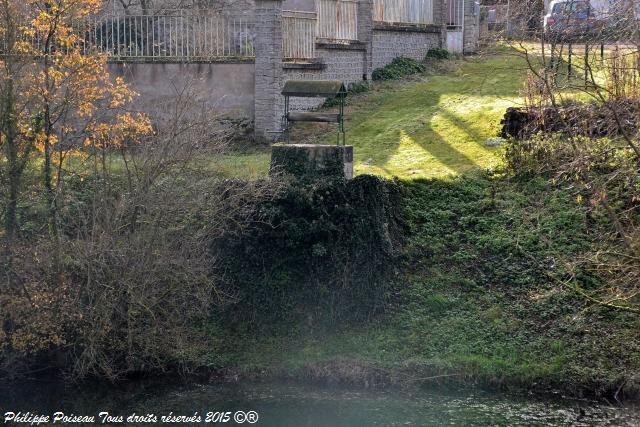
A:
[315, 40, 367, 51]
[373, 22, 442, 33]
[282, 61, 326, 70]
[108, 58, 256, 65]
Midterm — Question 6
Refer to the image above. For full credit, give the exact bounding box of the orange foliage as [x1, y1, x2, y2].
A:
[1, 0, 153, 372]
[2, 0, 151, 155]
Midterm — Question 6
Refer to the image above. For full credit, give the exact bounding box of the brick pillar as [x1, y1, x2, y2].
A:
[463, 0, 480, 53]
[254, 0, 283, 142]
[437, 0, 447, 49]
[357, 0, 374, 80]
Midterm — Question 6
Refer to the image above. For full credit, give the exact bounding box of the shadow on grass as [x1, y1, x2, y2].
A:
[346, 53, 527, 178]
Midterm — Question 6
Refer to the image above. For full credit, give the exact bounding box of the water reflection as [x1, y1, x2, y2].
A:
[1, 380, 638, 426]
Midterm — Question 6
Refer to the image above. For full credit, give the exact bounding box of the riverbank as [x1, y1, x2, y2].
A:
[2, 46, 639, 404]
[199, 171, 640, 402]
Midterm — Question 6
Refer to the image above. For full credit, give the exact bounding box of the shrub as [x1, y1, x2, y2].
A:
[347, 81, 372, 94]
[323, 81, 372, 107]
[0, 108, 279, 380]
[372, 57, 426, 81]
[426, 48, 451, 60]
[214, 175, 406, 326]
[0, 170, 280, 380]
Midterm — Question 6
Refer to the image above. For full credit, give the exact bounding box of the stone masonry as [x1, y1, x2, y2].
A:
[254, 0, 480, 140]
[254, 0, 284, 142]
[371, 25, 442, 70]
[357, 0, 375, 79]
[464, 0, 480, 53]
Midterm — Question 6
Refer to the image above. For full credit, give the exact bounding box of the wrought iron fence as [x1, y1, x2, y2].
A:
[316, 0, 358, 41]
[373, 0, 434, 24]
[283, 10, 317, 60]
[1, 12, 254, 61]
[86, 12, 255, 60]
[446, 0, 464, 29]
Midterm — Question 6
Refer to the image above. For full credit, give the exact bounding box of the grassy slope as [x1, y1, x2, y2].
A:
[339, 54, 523, 178]
[217, 50, 527, 180]
[209, 173, 640, 398]
[201, 50, 640, 398]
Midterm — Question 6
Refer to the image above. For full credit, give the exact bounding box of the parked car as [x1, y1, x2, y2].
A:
[543, 0, 600, 40]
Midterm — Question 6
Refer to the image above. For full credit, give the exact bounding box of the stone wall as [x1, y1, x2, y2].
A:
[283, 44, 367, 111]
[371, 24, 443, 70]
[107, 62, 255, 121]
[252, 0, 480, 139]
[463, 0, 480, 53]
[254, 0, 284, 141]
[99, 0, 481, 141]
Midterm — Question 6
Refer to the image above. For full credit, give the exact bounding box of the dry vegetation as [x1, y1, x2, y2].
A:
[0, 0, 279, 380]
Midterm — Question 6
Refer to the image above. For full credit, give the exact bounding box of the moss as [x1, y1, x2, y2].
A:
[372, 57, 426, 81]
[269, 144, 348, 181]
[207, 172, 640, 400]
[214, 174, 405, 326]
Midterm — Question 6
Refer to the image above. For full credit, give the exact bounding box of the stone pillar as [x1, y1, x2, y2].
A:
[357, 0, 374, 80]
[463, 0, 480, 53]
[437, 0, 447, 49]
[254, 0, 283, 142]
[270, 144, 354, 180]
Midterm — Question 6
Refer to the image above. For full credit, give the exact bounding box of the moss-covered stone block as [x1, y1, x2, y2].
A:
[270, 144, 354, 180]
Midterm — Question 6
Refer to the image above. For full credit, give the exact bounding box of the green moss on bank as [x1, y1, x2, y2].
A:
[204, 172, 640, 399]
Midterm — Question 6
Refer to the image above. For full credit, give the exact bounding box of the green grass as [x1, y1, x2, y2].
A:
[205, 150, 271, 179]
[338, 54, 526, 178]
[218, 49, 528, 180]
[208, 172, 640, 396]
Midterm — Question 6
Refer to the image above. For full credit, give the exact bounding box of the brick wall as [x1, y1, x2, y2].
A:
[463, 0, 480, 53]
[283, 46, 366, 111]
[254, 0, 284, 141]
[372, 25, 442, 70]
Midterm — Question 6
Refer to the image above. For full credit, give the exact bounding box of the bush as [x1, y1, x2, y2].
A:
[0, 170, 279, 380]
[372, 57, 426, 81]
[215, 175, 406, 326]
[426, 48, 451, 60]
[0, 109, 279, 380]
[323, 81, 372, 107]
[347, 81, 372, 94]
[504, 133, 637, 184]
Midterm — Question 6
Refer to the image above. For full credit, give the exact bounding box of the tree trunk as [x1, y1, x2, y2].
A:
[2, 78, 19, 239]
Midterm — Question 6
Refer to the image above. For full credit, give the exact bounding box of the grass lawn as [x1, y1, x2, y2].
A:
[220, 48, 529, 180]
[210, 172, 640, 396]
[330, 52, 527, 178]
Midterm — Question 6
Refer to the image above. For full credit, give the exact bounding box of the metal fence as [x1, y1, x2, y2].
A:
[446, 0, 464, 28]
[373, 0, 434, 24]
[283, 11, 317, 60]
[316, 0, 358, 41]
[480, 4, 508, 31]
[85, 12, 255, 61]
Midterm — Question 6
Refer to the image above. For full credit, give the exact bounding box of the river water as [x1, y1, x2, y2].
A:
[1, 380, 639, 426]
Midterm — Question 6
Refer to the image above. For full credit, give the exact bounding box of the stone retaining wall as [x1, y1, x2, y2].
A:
[371, 24, 443, 70]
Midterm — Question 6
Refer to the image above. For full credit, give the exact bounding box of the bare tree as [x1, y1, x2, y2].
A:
[500, 0, 640, 312]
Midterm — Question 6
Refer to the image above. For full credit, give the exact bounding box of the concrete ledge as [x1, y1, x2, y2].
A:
[316, 40, 367, 51]
[283, 61, 326, 70]
[108, 57, 256, 64]
[373, 22, 442, 33]
[270, 144, 353, 180]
